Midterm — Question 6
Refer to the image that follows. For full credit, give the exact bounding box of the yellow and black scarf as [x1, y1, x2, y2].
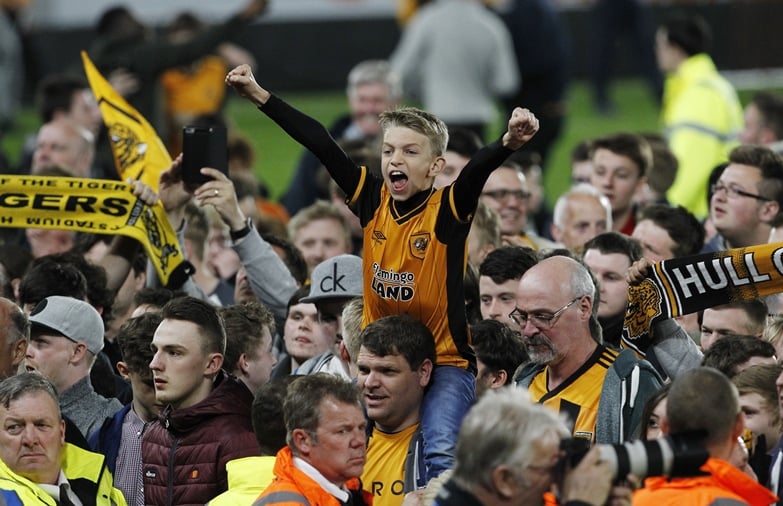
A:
[622, 243, 783, 355]
[0, 175, 190, 287]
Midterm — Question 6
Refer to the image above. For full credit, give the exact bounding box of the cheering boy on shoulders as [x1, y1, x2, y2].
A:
[226, 64, 538, 479]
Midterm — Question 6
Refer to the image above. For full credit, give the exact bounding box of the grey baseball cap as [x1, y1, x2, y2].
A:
[29, 296, 104, 355]
[301, 254, 363, 303]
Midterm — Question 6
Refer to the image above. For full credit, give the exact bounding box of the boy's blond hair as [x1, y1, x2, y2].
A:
[379, 107, 449, 157]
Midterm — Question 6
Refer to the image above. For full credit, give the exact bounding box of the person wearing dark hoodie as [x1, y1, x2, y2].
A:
[141, 296, 259, 506]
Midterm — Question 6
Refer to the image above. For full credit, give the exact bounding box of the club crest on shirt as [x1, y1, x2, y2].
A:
[409, 233, 430, 260]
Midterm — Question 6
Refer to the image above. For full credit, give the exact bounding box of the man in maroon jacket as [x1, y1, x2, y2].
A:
[142, 296, 259, 505]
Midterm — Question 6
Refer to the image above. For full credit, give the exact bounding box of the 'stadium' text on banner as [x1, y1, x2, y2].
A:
[622, 242, 783, 356]
[0, 175, 190, 287]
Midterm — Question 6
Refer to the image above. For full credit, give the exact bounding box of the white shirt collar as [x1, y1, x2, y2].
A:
[293, 456, 350, 502]
[38, 470, 83, 506]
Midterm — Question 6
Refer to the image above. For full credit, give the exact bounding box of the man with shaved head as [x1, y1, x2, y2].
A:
[513, 255, 661, 443]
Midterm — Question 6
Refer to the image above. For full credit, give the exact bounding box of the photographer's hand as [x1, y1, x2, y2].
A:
[560, 446, 612, 506]
[606, 475, 639, 506]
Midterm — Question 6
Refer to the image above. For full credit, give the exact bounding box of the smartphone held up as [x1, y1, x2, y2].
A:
[182, 125, 229, 189]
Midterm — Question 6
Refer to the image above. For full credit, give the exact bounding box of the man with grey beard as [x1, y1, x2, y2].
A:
[512, 255, 661, 444]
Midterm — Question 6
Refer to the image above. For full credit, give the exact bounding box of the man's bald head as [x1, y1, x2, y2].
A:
[32, 118, 95, 177]
[0, 298, 28, 378]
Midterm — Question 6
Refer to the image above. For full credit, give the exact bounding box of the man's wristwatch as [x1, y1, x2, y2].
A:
[229, 218, 253, 242]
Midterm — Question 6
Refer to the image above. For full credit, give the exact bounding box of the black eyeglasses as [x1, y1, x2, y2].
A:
[481, 189, 530, 201]
[710, 182, 771, 202]
[508, 297, 580, 329]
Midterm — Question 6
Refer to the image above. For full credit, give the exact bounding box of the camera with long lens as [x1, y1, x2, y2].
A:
[558, 431, 709, 482]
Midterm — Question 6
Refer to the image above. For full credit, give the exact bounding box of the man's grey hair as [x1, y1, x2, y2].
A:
[346, 60, 402, 102]
[567, 258, 602, 343]
[553, 183, 612, 230]
[284, 373, 362, 454]
[451, 388, 568, 491]
[0, 372, 60, 416]
[569, 258, 596, 302]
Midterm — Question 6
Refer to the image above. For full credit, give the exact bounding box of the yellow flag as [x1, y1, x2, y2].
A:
[81, 51, 171, 192]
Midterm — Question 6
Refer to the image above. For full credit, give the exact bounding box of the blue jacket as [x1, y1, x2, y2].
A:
[89, 404, 132, 475]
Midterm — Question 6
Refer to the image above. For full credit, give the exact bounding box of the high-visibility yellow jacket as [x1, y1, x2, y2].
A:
[663, 53, 743, 218]
[0, 443, 127, 506]
[207, 456, 275, 506]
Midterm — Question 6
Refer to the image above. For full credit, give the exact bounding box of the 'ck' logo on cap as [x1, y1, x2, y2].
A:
[320, 263, 347, 293]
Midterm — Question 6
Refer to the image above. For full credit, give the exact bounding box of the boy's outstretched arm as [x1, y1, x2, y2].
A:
[225, 64, 271, 107]
[225, 64, 363, 198]
[450, 107, 539, 219]
[502, 107, 539, 151]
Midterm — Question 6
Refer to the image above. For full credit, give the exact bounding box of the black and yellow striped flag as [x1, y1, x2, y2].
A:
[81, 51, 170, 192]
